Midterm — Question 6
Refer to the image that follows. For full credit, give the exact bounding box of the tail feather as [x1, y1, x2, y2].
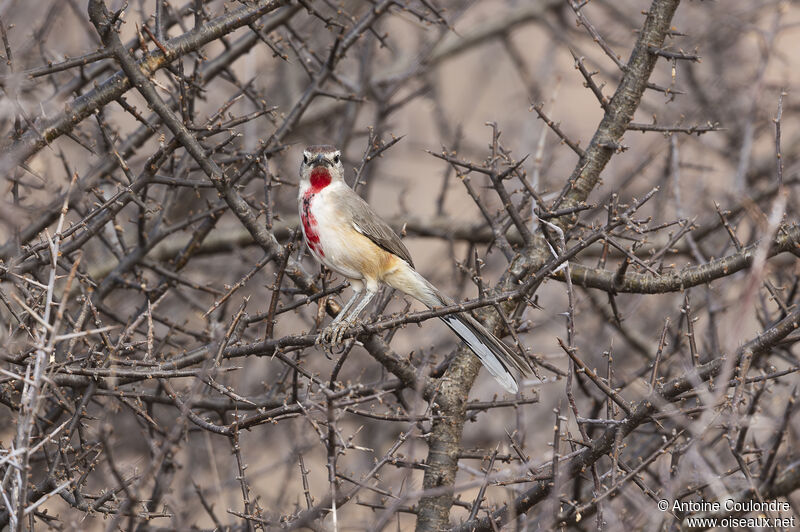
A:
[440, 314, 520, 393]
[384, 264, 532, 393]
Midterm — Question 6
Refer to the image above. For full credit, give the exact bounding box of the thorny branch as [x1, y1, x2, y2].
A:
[1, 0, 799, 531]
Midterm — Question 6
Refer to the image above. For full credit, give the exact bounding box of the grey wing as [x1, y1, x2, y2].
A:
[334, 188, 415, 268]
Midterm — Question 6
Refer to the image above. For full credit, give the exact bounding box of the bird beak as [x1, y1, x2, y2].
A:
[311, 154, 330, 167]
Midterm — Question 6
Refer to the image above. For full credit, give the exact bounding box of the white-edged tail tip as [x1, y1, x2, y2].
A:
[443, 316, 519, 393]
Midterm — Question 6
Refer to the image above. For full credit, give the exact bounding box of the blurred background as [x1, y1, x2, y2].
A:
[1, 0, 799, 530]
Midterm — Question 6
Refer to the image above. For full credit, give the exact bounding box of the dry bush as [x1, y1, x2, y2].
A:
[1, 0, 799, 530]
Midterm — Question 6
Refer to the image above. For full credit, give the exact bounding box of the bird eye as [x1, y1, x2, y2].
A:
[303, 154, 309, 165]
[333, 153, 340, 164]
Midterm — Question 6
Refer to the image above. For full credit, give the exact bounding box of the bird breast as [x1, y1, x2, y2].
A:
[299, 185, 401, 285]
[300, 189, 325, 259]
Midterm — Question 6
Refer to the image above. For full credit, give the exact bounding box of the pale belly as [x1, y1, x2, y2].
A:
[300, 192, 364, 280]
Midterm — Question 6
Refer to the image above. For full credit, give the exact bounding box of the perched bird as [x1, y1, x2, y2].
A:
[298, 145, 532, 392]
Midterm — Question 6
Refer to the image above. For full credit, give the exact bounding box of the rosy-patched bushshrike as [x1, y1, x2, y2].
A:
[298, 145, 531, 393]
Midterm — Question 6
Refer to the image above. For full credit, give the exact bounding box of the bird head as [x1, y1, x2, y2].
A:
[299, 145, 343, 192]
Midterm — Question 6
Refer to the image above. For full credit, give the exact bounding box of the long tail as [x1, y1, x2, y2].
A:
[384, 264, 532, 393]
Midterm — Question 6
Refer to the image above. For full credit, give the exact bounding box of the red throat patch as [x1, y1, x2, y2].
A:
[301, 167, 332, 257]
[309, 167, 332, 192]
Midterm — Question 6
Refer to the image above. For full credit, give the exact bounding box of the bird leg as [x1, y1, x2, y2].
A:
[320, 290, 376, 346]
[317, 290, 362, 346]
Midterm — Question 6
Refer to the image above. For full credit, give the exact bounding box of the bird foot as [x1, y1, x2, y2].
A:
[316, 321, 354, 348]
